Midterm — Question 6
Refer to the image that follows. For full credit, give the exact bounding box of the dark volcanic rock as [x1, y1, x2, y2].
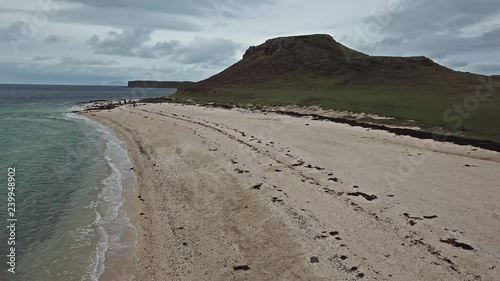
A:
[310, 256, 319, 263]
[251, 183, 263, 190]
[347, 192, 378, 201]
[233, 265, 251, 271]
[440, 238, 474, 250]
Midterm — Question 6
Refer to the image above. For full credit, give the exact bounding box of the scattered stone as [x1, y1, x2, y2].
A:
[357, 272, 365, 278]
[275, 169, 282, 172]
[328, 177, 340, 182]
[182, 242, 188, 246]
[403, 213, 423, 220]
[271, 197, 283, 203]
[353, 185, 359, 188]
[251, 183, 263, 190]
[424, 215, 438, 219]
[130, 167, 134, 170]
[139, 213, 144, 215]
[440, 238, 474, 250]
[340, 255, 348, 260]
[409, 220, 417, 226]
[235, 168, 250, 174]
[351, 266, 358, 271]
[387, 194, 395, 197]
[329, 231, 339, 236]
[305, 123, 310, 126]
[347, 192, 377, 201]
[310, 256, 319, 263]
[233, 265, 251, 271]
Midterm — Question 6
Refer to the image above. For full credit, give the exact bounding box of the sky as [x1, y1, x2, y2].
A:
[0, 0, 499, 85]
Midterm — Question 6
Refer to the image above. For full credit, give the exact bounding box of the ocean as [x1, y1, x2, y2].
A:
[0, 84, 175, 281]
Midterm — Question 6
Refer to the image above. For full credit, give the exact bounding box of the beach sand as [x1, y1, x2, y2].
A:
[85, 103, 500, 281]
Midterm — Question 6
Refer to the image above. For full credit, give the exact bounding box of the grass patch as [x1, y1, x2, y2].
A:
[174, 84, 500, 142]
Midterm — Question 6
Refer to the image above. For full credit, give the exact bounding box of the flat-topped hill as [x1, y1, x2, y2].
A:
[180, 34, 479, 93]
[172, 34, 499, 141]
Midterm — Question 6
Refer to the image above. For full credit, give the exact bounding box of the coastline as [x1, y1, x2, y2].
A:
[84, 102, 500, 280]
[74, 112, 138, 281]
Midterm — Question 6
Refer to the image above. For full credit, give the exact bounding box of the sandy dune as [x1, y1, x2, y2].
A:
[86, 103, 500, 281]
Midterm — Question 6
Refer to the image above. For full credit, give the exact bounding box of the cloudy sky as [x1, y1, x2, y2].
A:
[0, 0, 499, 85]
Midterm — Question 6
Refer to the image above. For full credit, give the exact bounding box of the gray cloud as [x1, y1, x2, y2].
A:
[58, 0, 271, 18]
[49, 0, 272, 32]
[31, 56, 53, 61]
[339, 0, 500, 74]
[134, 41, 182, 58]
[352, 0, 500, 56]
[1, 21, 34, 42]
[174, 37, 241, 66]
[59, 56, 118, 66]
[87, 28, 154, 56]
[54, 7, 202, 31]
[86, 29, 242, 65]
[44, 35, 69, 43]
[469, 63, 500, 74]
[1, 0, 499, 84]
[439, 59, 470, 68]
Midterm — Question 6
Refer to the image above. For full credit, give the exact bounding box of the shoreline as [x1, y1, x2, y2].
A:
[85, 102, 500, 280]
[75, 112, 138, 281]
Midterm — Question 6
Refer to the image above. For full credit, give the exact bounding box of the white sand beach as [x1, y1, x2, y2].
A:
[86, 103, 500, 281]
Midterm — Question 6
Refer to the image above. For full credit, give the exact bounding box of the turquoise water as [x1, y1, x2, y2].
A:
[0, 85, 175, 280]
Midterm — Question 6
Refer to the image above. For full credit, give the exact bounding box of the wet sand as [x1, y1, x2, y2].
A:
[86, 103, 500, 281]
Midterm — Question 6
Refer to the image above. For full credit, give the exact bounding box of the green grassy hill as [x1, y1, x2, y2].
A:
[174, 34, 500, 141]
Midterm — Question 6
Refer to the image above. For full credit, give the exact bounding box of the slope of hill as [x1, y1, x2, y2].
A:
[128, 80, 194, 89]
[173, 34, 500, 141]
[179, 34, 479, 92]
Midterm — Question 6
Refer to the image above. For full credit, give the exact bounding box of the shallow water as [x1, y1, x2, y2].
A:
[0, 84, 174, 280]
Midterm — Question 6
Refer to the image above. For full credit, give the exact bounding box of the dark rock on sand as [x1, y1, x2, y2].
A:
[252, 183, 263, 190]
[233, 265, 251, 271]
[440, 238, 474, 250]
[310, 256, 319, 263]
[347, 192, 377, 201]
